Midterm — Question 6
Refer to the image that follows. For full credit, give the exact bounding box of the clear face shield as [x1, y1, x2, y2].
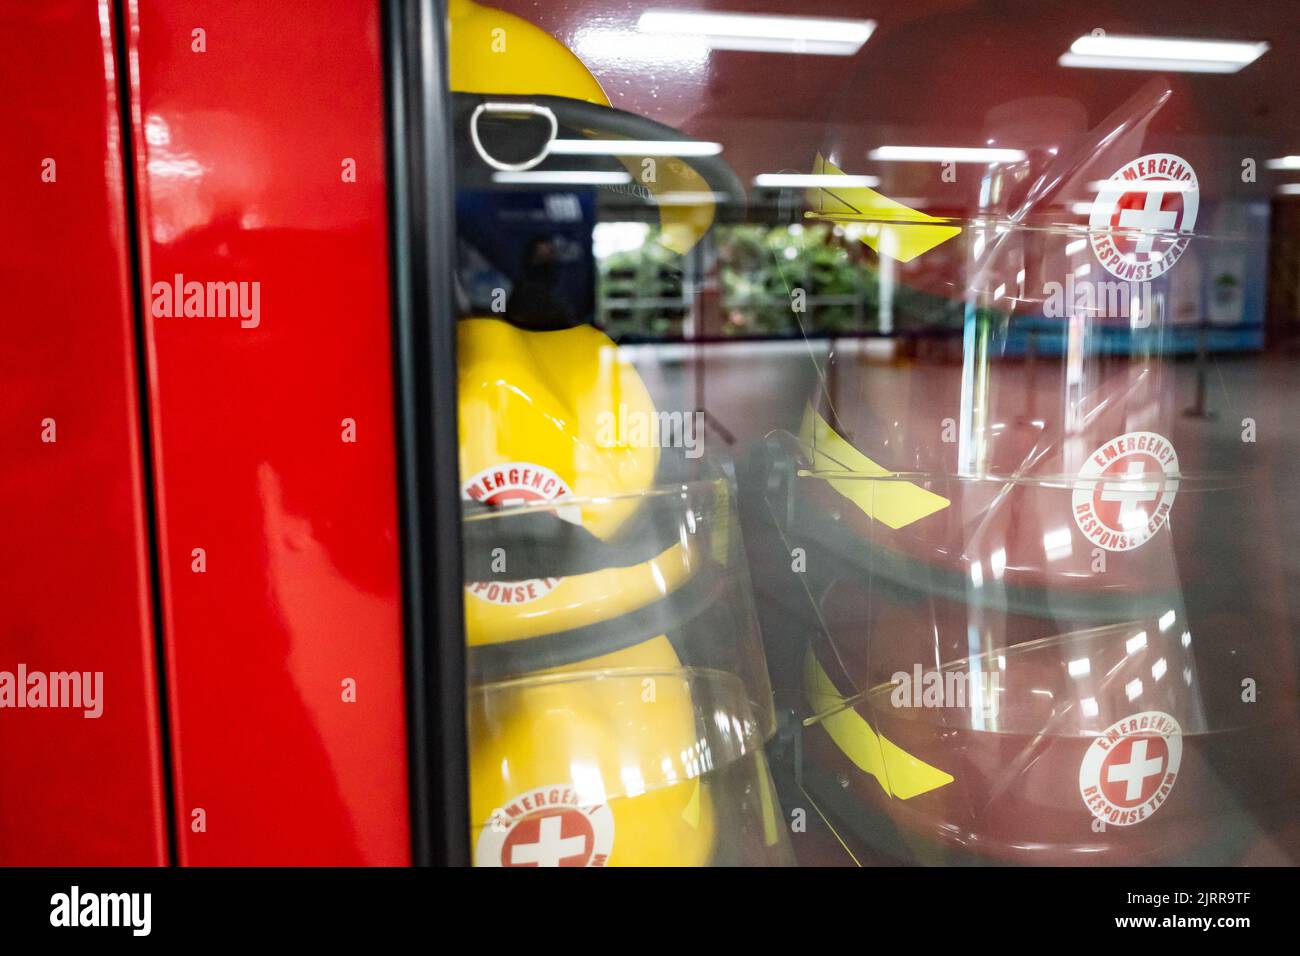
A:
[750, 74, 1298, 863]
[448, 0, 1300, 867]
[450, 69, 789, 865]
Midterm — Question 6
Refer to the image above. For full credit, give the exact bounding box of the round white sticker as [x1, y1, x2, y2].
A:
[1072, 431, 1179, 552]
[461, 461, 574, 605]
[1079, 711, 1182, 827]
[475, 785, 614, 867]
[1089, 153, 1198, 282]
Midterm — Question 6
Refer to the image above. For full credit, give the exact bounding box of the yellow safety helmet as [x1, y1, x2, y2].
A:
[450, 0, 763, 867]
[450, 0, 739, 667]
[469, 639, 715, 867]
[447, 0, 608, 106]
[447, 0, 736, 256]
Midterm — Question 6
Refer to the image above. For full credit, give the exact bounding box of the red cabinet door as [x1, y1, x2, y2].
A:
[123, 0, 411, 864]
[0, 0, 169, 866]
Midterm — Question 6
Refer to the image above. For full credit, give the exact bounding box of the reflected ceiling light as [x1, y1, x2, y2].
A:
[638, 9, 876, 56]
[592, 221, 651, 258]
[620, 764, 647, 799]
[654, 191, 733, 205]
[1087, 179, 1195, 192]
[550, 139, 723, 157]
[1158, 609, 1177, 631]
[869, 145, 1026, 163]
[1043, 527, 1073, 560]
[753, 172, 881, 188]
[990, 547, 1007, 578]
[1267, 156, 1300, 170]
[492, 170, 632, 185]
[573, 26, 709, 70]
[1059, 34, 1269, 73]
[1276, 183, 1300, 195]
[1068, 658, 1091, 678]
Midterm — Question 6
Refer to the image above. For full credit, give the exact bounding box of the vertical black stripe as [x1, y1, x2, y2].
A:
[109, 0, 180, 867]
[382, 0, 470, 866]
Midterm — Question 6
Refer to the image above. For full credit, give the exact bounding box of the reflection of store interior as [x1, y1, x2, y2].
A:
[467, 1, 1300, 355]
[459, 2, 1300, 866]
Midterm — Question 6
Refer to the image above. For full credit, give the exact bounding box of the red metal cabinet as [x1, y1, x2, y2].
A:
[122, 0, 411, 864]
[0, 0, 168, 865]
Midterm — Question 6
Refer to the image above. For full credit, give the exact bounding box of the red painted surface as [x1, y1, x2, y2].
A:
[0, 0, 168, 865]
[123, 0, 410, 864]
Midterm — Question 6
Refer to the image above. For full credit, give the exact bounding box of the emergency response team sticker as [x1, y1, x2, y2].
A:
[1079, 711, 1182, 827]
[1072, 431, 1179, 552]
[1090, 153, 1199, 281]
[461, 461, 574, 605]
[475, 786, 615, 867]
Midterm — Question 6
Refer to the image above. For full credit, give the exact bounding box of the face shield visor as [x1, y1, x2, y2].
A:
[747, 34, 1298, 863]
[448, 13, 788, 864]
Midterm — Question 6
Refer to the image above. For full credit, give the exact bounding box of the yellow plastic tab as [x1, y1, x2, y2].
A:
[757, 754, 781, 847]
[642, 156, 716, 256]
[799, 403, 950, 530]
[804, 650, 954, 800]
[681, 779, 702, 829]
[807, 154, 961, 263]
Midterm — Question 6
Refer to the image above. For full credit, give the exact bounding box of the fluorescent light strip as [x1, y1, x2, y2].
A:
[1087, 179, 1195, 192]
[1072, 34, 1268, 64]
[1060, 34, 1268, 74]
[1277, 183, 1300, 196]
[754, 173, 881, 189]
[653, 191, 733, 205]
[1267, 156, 1300, 170]
[869, 146, 1026, 163]
[549, 139, 723, 157]
[638, 9, 875, 56]
[1060, 53, 1251, 73]
[492, 171, 632, 185]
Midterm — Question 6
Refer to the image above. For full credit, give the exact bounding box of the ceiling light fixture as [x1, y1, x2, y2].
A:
[869, 146, 1027, 163]
[549, 139, 723, 157]
[753, 173, 881, 189]
[638, 9, 876, 56]
[492, 171, 632, 185]
[1059, 34, 1268, 73]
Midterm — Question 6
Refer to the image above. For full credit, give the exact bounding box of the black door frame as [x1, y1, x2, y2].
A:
[382, 0, 470, 867]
